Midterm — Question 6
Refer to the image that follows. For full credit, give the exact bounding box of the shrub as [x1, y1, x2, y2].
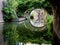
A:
[3, 0, 19, 21]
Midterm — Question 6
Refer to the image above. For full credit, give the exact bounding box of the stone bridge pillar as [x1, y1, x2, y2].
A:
[0, 0, 4, 22]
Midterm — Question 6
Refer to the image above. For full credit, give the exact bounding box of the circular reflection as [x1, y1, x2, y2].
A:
[24, 9, 47, 31]
[30, 9, 47, 27]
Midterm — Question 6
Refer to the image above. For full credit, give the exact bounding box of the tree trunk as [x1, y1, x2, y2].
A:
[49, 0, 60, 44]
[53, 7, 60, 44]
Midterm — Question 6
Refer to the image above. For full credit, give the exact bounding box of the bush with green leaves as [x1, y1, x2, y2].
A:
[16, 0, 52, 17]
[3, 0, 19, 21]
[3, 0, 52, 21]
[3, 7, 12, 21]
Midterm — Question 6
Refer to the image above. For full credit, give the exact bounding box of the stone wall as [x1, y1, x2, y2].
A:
[0, 0, 4, 22]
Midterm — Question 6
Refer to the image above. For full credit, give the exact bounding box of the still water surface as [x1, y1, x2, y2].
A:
[0, 21, 52, 45]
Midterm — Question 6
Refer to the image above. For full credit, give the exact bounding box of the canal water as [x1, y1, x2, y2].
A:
[0, 21, 52, 45]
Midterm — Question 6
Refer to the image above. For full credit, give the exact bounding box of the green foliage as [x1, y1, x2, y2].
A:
[3, 7, 17, 21]
[16, 0, 52, 17]
[3, 0, 52, 21]
[3, 0, 53, 44]
[3, 7, 13, 21]
[7, 0, 19, 9]
[3, 0, 19, 21]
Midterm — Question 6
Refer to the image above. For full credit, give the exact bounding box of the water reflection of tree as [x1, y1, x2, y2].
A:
[3, 22, 19, 45]
[3, 21, 52, 45]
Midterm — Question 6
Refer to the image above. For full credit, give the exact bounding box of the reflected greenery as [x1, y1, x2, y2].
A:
[3, 22, 19, 45]
[3, 15, 53, 45]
